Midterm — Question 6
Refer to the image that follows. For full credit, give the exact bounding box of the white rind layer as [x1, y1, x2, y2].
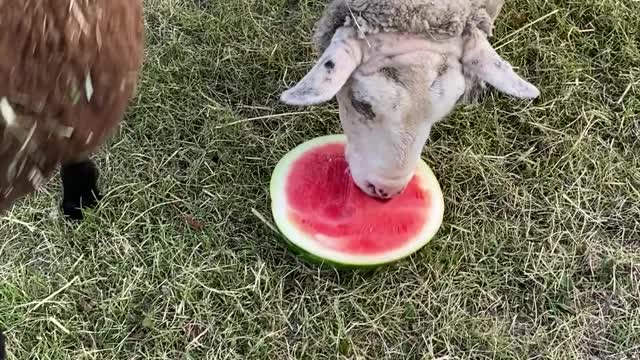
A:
[270, 134, 445, 267]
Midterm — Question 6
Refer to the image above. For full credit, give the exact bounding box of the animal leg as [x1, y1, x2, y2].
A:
[0, 330, 5, 360]
[60, 157, 102, 221]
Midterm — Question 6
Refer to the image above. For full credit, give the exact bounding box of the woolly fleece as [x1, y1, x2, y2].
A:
[313, 0, 505, 53]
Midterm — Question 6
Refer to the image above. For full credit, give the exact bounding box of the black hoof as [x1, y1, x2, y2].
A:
[60, 160, 102, 221]
[1, 330, 5, 360]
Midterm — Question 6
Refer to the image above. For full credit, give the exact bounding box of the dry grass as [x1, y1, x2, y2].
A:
[1, 0, 639, 358]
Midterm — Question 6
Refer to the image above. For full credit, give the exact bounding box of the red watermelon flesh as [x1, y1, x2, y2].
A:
[285, 142, 432, 255]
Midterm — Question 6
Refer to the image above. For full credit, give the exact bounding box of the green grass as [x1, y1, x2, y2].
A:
[1, 0, 639, 358]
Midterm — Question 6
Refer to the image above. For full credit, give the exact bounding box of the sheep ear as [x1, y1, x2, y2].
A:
[280, 28, 362, 106]
[462, 31, 540, 99]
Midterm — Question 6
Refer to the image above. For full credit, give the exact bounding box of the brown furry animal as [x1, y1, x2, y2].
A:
[0, 0, 145, 219]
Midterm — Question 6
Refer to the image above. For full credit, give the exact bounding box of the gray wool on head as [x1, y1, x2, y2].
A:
[312, 0, 505, 53]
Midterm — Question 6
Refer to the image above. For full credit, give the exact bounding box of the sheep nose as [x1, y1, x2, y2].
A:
[364, 181, 404, 200]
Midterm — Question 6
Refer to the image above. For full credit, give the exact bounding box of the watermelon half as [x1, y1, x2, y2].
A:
[269, 134, 444, 268]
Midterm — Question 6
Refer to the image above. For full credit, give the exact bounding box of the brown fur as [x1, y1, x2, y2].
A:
[0, 0, 144, 214]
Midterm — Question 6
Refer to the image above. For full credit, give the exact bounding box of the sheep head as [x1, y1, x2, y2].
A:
[280, 0, 540, 199]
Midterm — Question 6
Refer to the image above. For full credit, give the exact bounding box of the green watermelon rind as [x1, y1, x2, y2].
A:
[274, 229, 382, 270]
[269, 134, 445, 269]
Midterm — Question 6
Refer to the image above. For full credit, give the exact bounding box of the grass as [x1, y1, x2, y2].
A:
[1, 0, 639, 358]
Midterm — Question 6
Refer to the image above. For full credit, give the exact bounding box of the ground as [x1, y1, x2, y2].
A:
[1, 0, 639, 358]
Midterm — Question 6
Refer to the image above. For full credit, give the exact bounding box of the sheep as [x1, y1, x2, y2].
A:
[0, 1, 145, 220]
[280, 0, 539, 199]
